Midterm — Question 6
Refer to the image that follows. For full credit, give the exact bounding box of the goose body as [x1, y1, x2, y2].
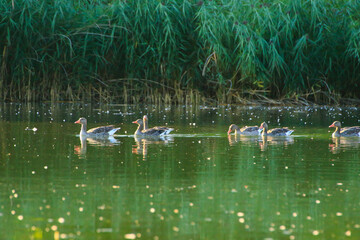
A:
[142, 115, 174, 135]
[75, 117, 120, 137]
[259, 122, 293, 136]
[329, 121, 360, 137]
[133, 118, 174, 136]
[227, 124, 261, 136]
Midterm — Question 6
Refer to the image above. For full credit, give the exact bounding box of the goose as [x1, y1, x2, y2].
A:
[133, 118, 173, 136]
[259, 122, 293, 136]
[329, 121, 360, 137]
[143, 115, 173, 134]
[227, 124, 261, 136]
[75, 117, 120, 137]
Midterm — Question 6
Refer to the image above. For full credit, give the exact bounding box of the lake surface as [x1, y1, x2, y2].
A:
[0, 103, 360, 239]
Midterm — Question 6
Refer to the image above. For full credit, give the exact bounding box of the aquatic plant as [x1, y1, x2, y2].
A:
[0, 0, 359, 104]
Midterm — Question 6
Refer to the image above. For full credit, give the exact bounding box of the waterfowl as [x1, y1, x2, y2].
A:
[75, 117, 120, 137]
[133, 119, 145, 135]
[133, 118, 174, 136]
[227, 124, 261, 136]
[143, 115, 173, 133]
[329, 121, 360, 137]
[259, 122, 294, 136]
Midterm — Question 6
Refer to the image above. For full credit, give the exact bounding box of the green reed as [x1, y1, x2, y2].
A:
[0, 0, 359, 104]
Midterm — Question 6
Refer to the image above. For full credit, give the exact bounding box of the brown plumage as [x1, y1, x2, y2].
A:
[259, 122, 293, 136]
[329, 121, 360, 137]
[227, 124, 261, 136]
[75, 117, 120, 137]
[133, 118, 173, 136]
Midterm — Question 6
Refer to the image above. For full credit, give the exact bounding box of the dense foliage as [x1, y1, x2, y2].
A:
[0, 0, 359, 104]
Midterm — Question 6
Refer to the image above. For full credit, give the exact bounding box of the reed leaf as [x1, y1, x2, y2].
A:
[0, 0, 359, 103]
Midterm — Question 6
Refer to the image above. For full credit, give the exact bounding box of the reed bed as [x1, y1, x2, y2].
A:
[0, 0, 359, 104]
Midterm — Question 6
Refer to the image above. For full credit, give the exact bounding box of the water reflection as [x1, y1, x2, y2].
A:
[227, 134, 295, 151]
[329, 137, 360, 154]
[132, 135, 174, 159]
[259, 135, 294, 151]
[74, 136, 119, 157]
[227, 134, 259, 146]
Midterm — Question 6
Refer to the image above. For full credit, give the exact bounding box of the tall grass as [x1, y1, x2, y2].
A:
[0, 0, 359, 104]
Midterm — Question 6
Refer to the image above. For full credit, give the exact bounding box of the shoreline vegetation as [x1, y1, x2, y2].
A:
[0, 0, 359, 105]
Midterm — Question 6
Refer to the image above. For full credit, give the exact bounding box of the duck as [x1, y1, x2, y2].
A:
[227, 124, 261, 136]
[142, 115, 173, 133]
[259, 122, 293, 136]
[329, 121, 360, 137]
[133, 118, 174, 136]
[75, 117, 120, 137]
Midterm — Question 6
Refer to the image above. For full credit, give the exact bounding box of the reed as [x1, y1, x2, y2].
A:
[0, 0, 359, 104]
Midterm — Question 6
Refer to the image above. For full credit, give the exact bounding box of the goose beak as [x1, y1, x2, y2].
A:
[329, 124, 335, 128]
[227, 130, 232, 135]
[75, 120, 80, 124]
[132, 121, 138, 124]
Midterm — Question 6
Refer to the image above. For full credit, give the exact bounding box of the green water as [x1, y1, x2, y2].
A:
[1, 103, 360, 239]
